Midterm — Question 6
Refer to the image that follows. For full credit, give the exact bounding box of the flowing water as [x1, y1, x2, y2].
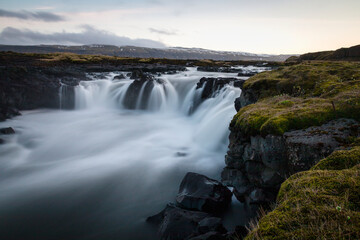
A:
[0, 67, 264, 240]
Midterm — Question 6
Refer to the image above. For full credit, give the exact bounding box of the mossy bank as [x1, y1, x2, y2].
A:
[221, 61, 360, 239]
[246, 145, 360, 239]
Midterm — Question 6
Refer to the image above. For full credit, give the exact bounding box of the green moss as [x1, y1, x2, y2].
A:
[312, 147, 360, 171]
[245, 148, 360, 240]
[277, 100, 294, 107]
[233, 61, 360, 136]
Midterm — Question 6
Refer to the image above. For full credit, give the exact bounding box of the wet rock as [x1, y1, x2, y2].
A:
[123, 70, 157, 109]
[197, 217, 227, 235]
[0, 127, 15, 134]
[233, 80, 246, 89]
[0, 138, 4, 144]
[237, 70, 257, 77]
[197, 66, 241, 73]
[175, 152, 188, 157]
[113, 74, 126, 80]
[176, 172, 232, 214]
[196, 77, 242, 99]
[0, 65, 89, 120]
[130, 70, 144, 80]
[147, 203, 217, 240]
[188, 231, 226, 240]
[225, 225, 248, 240]
[234, 97, 241, 112]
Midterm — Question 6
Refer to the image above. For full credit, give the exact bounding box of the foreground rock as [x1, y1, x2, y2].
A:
[147, 204, 226, 240]
[222, 118, 360, 204]
[148, 173, 231, 240]
[176, 172, 232, 214]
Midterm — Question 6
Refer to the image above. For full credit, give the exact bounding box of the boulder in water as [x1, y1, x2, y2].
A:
[176, 172, 232, 214]
[196, 77, 243, 99]
[123, 70, 158, 109]
[147, 203, 227, 240]
[113, 74, 126, 80]
[0, 127, 15, 134]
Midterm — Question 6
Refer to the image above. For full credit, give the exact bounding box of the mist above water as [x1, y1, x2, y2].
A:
[0, 67, 256, 240]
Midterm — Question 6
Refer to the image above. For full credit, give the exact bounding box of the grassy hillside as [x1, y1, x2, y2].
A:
[286, 44, 360, 62]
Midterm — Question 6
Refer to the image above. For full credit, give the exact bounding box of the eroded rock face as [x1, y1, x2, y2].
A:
[0, 63, 186, 121]
[122, 70, 161, 109]
[196, 77, 245, 100]
[0, 66, 88, 120]
[176, 172, 232, 214]
[222, 118, 360, 204]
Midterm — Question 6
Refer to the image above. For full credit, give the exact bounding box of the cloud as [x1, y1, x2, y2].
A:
[149, 28, 177, 36]
[0, 9, 65, 22]
[0, 25, 167, 48]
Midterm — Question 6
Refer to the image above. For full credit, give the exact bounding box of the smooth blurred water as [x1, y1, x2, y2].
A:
[0, 67, 255, 240]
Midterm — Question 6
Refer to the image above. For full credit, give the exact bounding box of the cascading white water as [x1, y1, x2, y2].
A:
[0, 67, 262, 240]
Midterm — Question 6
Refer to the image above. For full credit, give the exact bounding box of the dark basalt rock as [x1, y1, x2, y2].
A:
[147, 172, 231, 240]
[0, 65, 89, 120]
[196, 77, 244, 99]
[197, 66, 242, 73]
[237, 70, 257, 77]
[147, 203, 226, 240]
[0, 62, 187, 121]
[0, 127, 15, 134]
[123, 70, 159, 109]
[113, 74, 126, 80]
[225, 225, 248, 240]
[176, 172, 232, 214]
[222, 118, 360, 204]
[188, 231, 226, 240]
[234, 97, 241, 112]
[197, 217, 227, 234]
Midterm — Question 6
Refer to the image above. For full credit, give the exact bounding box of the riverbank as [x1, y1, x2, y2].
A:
[225, 60, 360, 239]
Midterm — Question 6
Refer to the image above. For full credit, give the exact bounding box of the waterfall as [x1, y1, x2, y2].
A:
[0, 66, 265, 240]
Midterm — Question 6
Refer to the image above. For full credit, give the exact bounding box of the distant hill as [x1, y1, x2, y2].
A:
[287, 44, 360, 62]
[0, 44, 291, 62]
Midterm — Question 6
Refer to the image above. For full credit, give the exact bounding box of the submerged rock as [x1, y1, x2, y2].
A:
[113, 74, 126, 80]
[0, 127, 15, 134]
[176, 172, 232, 214]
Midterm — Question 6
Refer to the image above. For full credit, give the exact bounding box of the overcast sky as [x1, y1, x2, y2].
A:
[0, 0, 359, 54]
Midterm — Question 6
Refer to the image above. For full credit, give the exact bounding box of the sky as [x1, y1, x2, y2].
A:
[0, 0, 359, 54]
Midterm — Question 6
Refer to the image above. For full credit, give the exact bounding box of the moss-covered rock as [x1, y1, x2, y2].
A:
[311, 146, 360, 171]
[245, 147, 360, 240]
[232, 61, 360, 136]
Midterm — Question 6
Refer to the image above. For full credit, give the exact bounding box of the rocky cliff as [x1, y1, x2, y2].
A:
[222, 61, 360, 238]
[223, 62, 360, 199]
